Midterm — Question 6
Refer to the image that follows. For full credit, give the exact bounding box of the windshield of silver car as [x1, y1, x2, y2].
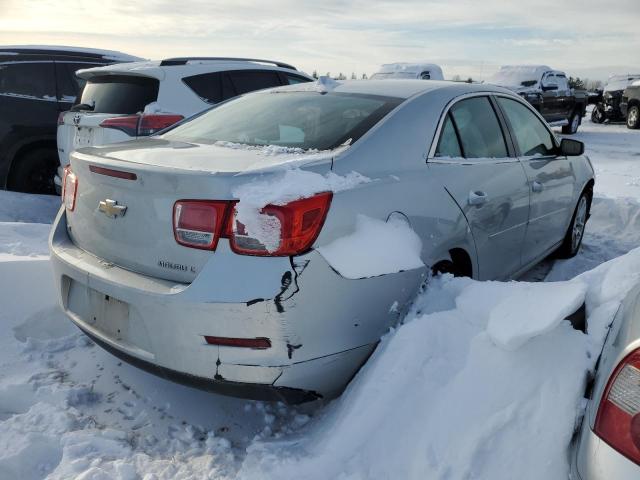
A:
[161, 91, 402, 151]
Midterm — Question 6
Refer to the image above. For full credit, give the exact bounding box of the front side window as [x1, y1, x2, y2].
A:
[449, 97, 508, 158]
[497, 97, 555, 156]
[162, 91, 402, 151]
[0, 62, 56, 100]
[555, 75, 569, 92]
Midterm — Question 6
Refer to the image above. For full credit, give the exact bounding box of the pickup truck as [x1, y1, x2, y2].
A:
[487, 65, 588, 134]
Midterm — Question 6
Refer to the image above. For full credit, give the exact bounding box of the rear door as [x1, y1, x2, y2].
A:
[540, 73, 561, 122]
[495, 95, 576, 264]
[428, 95, 530, 280]
[554, 74, 573, 120]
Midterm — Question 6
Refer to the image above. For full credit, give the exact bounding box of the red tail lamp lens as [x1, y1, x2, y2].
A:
[173, 200, 230, 250]
[100, 115, 140, 136]
[594, 348, 640, 465]
[229, 192, 333, 256]
[138, 114, 184, 136]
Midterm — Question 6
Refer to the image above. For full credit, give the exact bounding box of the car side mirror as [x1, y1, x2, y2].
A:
[559, 138, 584, 156]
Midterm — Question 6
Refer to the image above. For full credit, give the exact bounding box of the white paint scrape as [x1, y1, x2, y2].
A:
[232, 168, 370, 252]
[318, 215, 424, 278]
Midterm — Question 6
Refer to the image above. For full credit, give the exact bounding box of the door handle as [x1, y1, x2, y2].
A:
[532, 181, 544, 193]
[468, 190, 488, 206]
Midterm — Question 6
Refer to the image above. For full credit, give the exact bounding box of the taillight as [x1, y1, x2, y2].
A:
[100, 114, 184, 137]
[57, 111, 67, 126]
[100, 115, 140, 136]
[173, 200, 230, 250]
[62, 166, 78, 211]
[229, 192, 333, 256]
[138, 114, 184, 135]
[594, 348, 640, 465]
[172, 192, 332, 256]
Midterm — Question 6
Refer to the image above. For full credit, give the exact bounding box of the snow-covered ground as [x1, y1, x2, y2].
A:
[0, 118, 639, 479]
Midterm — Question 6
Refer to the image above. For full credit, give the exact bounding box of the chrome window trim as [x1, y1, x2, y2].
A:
[427, 91, 561, 164]
[427, 91, 518, 164]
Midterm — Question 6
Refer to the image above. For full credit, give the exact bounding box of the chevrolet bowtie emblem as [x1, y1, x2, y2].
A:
[98, 199, 127, 218]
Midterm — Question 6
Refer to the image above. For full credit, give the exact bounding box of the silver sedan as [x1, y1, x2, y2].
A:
[49, 79, 595, 403]
[571, 283, 640, 477]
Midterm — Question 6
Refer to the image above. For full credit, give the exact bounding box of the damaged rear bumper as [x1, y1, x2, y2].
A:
[49, 208, 417, 402]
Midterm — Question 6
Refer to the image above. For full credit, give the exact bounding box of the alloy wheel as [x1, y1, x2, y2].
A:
[572, 196, 588, 252]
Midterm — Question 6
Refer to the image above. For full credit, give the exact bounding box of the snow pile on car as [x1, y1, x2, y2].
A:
[232, 168, 370, 252]
[318, 214, 424, 278]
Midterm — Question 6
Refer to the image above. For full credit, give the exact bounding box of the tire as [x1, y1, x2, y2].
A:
[627, 105, 640, 130]
[556, 192, 590, 259]
[591, 106, 605, 124]
[562, 110, 581, 134]
[7, 148, 58, 195]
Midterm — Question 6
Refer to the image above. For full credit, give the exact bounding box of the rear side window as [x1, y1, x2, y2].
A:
[285, 73, 311, 85]
[435, 114, 462, 157]
[449, 97, 508, 158]
[497, 97, 555, 156]
[183, 72, 236, 104]
[55, 62, 102, 101]
[227, 70, 282, 95]
[0, 62, 56, 100]
[79, 75, 159, 114]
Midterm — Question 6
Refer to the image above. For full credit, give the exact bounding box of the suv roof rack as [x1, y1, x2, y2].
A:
[159, 57, 297, 70]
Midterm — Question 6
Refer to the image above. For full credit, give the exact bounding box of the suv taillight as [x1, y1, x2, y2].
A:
[62, 166, 78, 211]
[57, 111, 67, 126]
[100, 114, 184, 137]
[594, 348, 640, 465]
[100, 115, 139, 136]
[173, 201, 230, 250]
[172, 192, 333, 256]
[138, 114, 184, 135]
[229, 192, 333, 256]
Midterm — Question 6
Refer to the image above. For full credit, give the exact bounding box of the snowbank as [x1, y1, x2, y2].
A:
[239, 246, 640, 480]
[318, 214, 424, 278]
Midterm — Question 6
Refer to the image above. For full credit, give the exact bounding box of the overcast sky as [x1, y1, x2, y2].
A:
[1, 0, 639, 81]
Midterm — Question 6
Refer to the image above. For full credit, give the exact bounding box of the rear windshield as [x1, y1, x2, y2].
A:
[78, 75, 159, 114]
[162, 91, 402, 151]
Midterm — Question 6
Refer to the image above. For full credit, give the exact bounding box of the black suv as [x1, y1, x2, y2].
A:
[0, 46, 141, 194]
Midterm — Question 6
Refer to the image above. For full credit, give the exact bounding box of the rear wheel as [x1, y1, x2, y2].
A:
[8, 148, 58, 195]
[627, 105, 640, 129]
[562, 110, 581, 134]
[556, 192, 590, 259]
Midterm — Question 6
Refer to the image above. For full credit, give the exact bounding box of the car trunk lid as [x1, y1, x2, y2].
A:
[65, 139, 334, 283]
